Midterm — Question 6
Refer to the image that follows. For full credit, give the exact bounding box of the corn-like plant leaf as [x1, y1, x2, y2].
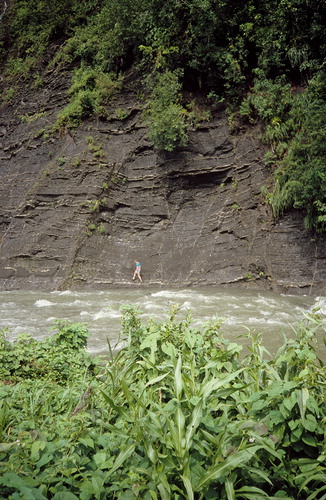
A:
[235, 485, 269, 497]
[299, 473, 326, 491]
[184, 399, 203, 451]
[247, 433, 283, 460]
[175, 402, 186, 451]
[297, 388, 309, 422]
[145, 441, 158, 464]
[246, 466, 273, 485]
[181, 474, 194, 500]
[107, 442, 136, 475]
[195, 446, 261, 491]
[144, 372, 170, 389]
[158, 480, 170, 500]
[225, 476, 236, 500]
[121, 377, 133, 403]
[174, 355, 183, 398]
[307, 485, 326, 500]
[148, 490, 159, 500]
[200, 428, 221, 446]
[99, 389, 127, 416]
[200, 369, 244, 400]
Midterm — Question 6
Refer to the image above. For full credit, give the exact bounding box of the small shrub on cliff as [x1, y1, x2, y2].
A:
[240, 70, 326, 232]
[268, 70, 326, 232]
[145, 70, 188, 151]
[55, 66, 122, 130]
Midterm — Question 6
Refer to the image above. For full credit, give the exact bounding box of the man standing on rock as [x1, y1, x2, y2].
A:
[132, 260, 143, 283]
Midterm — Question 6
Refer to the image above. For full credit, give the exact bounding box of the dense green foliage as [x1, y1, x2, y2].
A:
[144, 71, 188, 152]
[0, 309, 325, 499]
[239, 70, 326, 232]
[0, 0, 325, 229]
[0, 320, 97, 382]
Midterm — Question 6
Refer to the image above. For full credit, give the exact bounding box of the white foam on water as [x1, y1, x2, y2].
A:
[143, 302, 166, 310]
[46, 316, 57, 323]
[313, 296, 326, 315]
[93, 309, 122, 320]
[151, 290, 197, 299]
[35, 299, 54, 307]
[72, 299, 93, 306]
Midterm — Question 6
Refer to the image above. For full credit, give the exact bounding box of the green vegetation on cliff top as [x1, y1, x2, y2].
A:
[0, 308, 325, 498]
[0, 0, 325, 231]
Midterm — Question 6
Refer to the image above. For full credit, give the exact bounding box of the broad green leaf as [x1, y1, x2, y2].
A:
[18, 487, 48, 500]
[0, 442, 17, 452]
[146, 441, 158, 464]
[79, 436, 94, 449]
[302, 434, 317, 447]
[31, 440, 46, 461]
[161, 342, 177, 358]
[53, 493, 79, 500]
[283, 391, 297, 412]
[93, 452, 107, 466]
[303, 413, 317, 432]
[140, 332, 160, 350]
[36, 453, 53, 469]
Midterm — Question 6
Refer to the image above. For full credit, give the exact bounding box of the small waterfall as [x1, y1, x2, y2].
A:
[0, 0, 7, 24]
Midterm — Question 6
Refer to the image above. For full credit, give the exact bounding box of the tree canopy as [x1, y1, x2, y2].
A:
[0, 0, 325, 230]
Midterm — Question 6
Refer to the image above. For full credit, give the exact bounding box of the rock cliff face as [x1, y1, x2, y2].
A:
[0, 70, 325, 293]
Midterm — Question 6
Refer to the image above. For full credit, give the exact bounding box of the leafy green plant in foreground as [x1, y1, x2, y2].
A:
[0, 320, 96, 382]
[0, 309, 325, 499]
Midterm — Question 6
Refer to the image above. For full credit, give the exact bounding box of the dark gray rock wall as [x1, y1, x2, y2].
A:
[0, 72, 325, 293]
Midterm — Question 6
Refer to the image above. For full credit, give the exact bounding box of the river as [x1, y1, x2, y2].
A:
[1, 287, 325, 360]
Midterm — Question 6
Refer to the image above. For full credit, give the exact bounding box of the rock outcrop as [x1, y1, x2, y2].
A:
[0, 70, 325, 293]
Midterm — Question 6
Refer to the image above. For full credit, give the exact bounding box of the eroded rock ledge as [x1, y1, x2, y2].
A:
[0, 71, 325, 294]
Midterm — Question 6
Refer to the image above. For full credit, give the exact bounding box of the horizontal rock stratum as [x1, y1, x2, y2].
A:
[0, 71, 325, 294]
